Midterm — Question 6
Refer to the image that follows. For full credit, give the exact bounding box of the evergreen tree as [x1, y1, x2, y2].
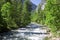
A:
[15, 0, 23, 27]
[37, 4, 43, 23]
[1, 2, 18, 30]
[0, 0, 7, 32]
[35, 4, 45, 24]
[10, 0, 23, 27]
[22, 0, 32, 27]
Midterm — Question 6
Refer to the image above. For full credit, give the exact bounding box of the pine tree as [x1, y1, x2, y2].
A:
[0, 0, 7, 32]
[9, 0, 22, 27]
[37, 4, 43, 24]
[36, 4, 45, 24]
[1, 2, 18, 30]
[22, 0, 32, 27]
[15, 0, 23, 27]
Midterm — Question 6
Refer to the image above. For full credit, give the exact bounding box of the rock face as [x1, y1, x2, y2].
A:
[30, 2, 37, 11]
[20, 0, 37, 11]
[40, 0, 46, 4]
[36, 0, 46, 10]
[40, 0, 46, 10]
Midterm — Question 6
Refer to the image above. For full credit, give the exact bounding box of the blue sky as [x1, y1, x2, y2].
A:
[30, 0, 41, 5]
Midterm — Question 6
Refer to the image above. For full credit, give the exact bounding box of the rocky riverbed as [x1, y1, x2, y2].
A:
[0, 22, 50, 40]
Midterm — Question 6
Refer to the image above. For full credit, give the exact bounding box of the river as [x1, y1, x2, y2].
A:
[0, 22, 49, 40]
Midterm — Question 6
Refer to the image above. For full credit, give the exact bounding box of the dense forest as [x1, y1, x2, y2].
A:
[0, 0, 60, 36]
[0, 0, 32, 32]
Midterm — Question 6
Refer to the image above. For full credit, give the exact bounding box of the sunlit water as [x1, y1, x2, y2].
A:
[0, 23, 49, 40]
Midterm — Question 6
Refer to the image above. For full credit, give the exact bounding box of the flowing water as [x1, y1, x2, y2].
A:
[0, 23, 49, 40]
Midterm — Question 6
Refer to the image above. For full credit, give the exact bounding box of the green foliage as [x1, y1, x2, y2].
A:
[16, 0, 22, 27]
[38, 10, 45, 24]
[44, 0, 60, 33]
[31, 4, 46, 24]
[11, 0, 23, 27]
[31, 0, 60, 34]
[21, 0, 31, 27]
[1, 2, 18, 30]
[31, 11, 39, 22]
[44, 37, 50, 40]
[0, 0, 32, 32]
